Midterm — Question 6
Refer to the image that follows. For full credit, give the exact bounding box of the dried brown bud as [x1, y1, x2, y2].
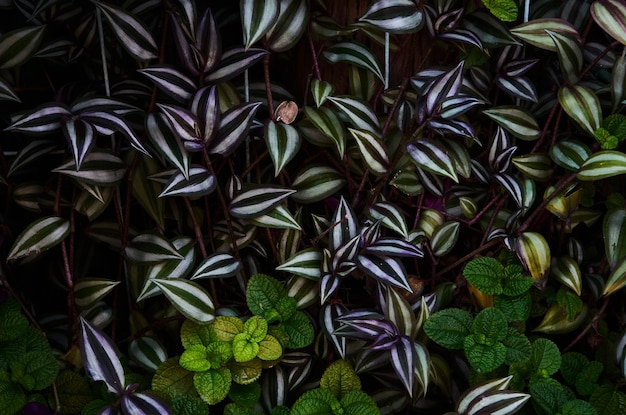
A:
[274, 100, 298, 124]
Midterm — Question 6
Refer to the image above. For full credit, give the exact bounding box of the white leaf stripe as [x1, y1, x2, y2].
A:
[205, 47, 268, 83]
[323, 41, 384, 81]
[356, 254, 412, 292]
[191, 85, 220, 145]
[0, 77, 19, 101]
[8, 140, 57, 177]
[495, 76, 537, 103]
[159, 167, 216, 197]
[359, 0, 423, 34]
[286, 276, 318, 308]
[510, 18, 580, 51]
[330, 196, 359, 253]
[94, 1, 158, 61]
[425, 61, 464, 115]
[320, 273, 340, 304]
[211, 102, 262, 156]
[291, 165, 345, 203]
[71, 97, 139, 115]
[146, 113, 189, 179]
[152, 279, 214, 324]
[328, 96, 381, 136]
[546, 30, 582, 84]
[310, 79, 335, 108]
[276, 248, 322, 279]
[138, 65, 195, 102]
[369, 201, 409, 238]
[250, 205, 302, 230]
[385, 287, 415, 337]
[53, 151, 127, 185]
[79, 317, 125, 394]
[321, 304, 347, 357]
[495, 173, 524, 208]
[122, 392, 172, 415]
[390, 336, 415, 395]
[129, 338, 167, 371]
[156, 103, 200, 143]
[350, 128, 389, 175]
[230, 186, 295, 218]
[413, 342, 430, 395]
[577, 150, 626, 180]
[430, 221, 460, 257]
[0, 25, 46, 69]
[190, 253, 241, 280]
[456, 376, 513, 414]
[241, 0, 280, 50]
[365, 238, 423, 257]
[407, 139, 458, 182]
[467, 391, 530, 415]
[557, 84, 601, 136]
[74, 279, 120, 309]
[125, 234, 183, 264]
[7, 216, 70, 261]
[550, 139, 590, 170]
[266, 121, 301, 176]
[267, 0, 309, 52]
[304, 106, 346, 156]
[483, 106, 540, 141]
[7, 103, 70, 134]
[63, 118, 95, 170]
[139, 237, 196, 300]
[80, 111, 150, 155]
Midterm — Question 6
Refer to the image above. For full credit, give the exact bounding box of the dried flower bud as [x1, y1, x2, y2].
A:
[275, 100, 298, 124]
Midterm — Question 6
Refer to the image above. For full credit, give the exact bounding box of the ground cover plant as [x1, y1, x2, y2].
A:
[2, 0, 626, 413]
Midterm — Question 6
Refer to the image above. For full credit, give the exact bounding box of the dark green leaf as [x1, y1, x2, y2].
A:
[424, 308, 473, 349]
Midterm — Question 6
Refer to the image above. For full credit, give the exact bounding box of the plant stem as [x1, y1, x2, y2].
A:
[563, 298, 608, 352]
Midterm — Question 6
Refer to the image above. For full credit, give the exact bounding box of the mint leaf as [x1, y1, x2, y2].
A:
[561, 399, 598, 415]
[171, 395, 210, 415]
[340, 390, 379, 415]
[279, 311, 314, 349]
[228, 382, 261, 408]
[472, 307, 507, 341]
[213, 316, 244, 342]
[291, 388, 340, 415]
[531, 338, 561, 376]
[180, 345, 211, 372]
[560, 352, 588, 387]
[194, 368, 232, 405]
[603, 113, 626, 139]
[243, 316, 268, 343]
[530, 380, 569, 415]
[594, 127, 618, 150]
[224, 403, 256, 415]
[481, 0, 518, 21]
[180, 319, 217, 348]
[0, 371, 26, 415]
[463, 257, 504, 295]
[590, 385, 626, 415]
[464, 335, 506, 373]
[320, 360, 361, 400]
[232, 334, 259, 363]
[55, 370, 94, 414]
[246, 274, 291, 323]
[556, 288, 583, 322]
[494, 292, 531, 322]
[10, 350, 59, 391]
[229, 358, 262, 385]
[424, 308, 473, 349]
[0, 311, 28, 342]
[503, 328, 531, 365]
[502, 264, 533, 296]
[257, 335, 282, 361]
[151, 357, 195, 400]
[575, 361, 602, 396]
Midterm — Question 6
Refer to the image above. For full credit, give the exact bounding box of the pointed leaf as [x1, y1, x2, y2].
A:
[74, 278, 120, 309]
[577, 150, 626, 181]
[407, 138, 458, 182]
[129, 337, 168, 372]
[0, 77, 19, 102]
[7, 216, 70, 261]
[323, 41, 384, 81]
[546, 30, 583, 84]
[390, 337, 415, 396]
[80, 111, 150, 156]
[265, 120, 301, 176]
[550, 139, 591, 171]
[349, 128, 389, 175]
[158, 166, 216, 197]
[241, 0, 280, 50]
[510, 18, 580, 51]
[466, 390, 530, 415]
[328, 96, 381, 136]
[303, 106, 346, 156]
[591, 0, 626, 46]
[191, 253, 241, 280]
[551, 256, 582, 296]
[138, 65, 195, 103]
[0, 25, 46, 69]
[515, 232, 551, 284]
[211, 102, 262, 156]
[483, 106, 540, 141]
[230, 185, 295, 219]
[152, 279, 215, 324]
[7, 103, 70, 134]
[146, 113, 189, 179]
[356, 254, 412, 291]
[558, 84, 601, 136]
[205, 47, 268, 83]
[425, 61, 464, 116]
[311, 79, 334, 108]
[139, 236, 196, 299]
[191, 85, 220, 145]
[122, 392, 171, 415]
[62, 118, 96, 171]
[456, 376, 512, 414]
[79, 317, 125, 394]
[277, 248, 322, 280]
[8, 140, 57, 177]
[359, 0, 424, 34]
[126, 233, 184, 264]
[249, 205, 302, 230]
[369, 201, 409, 239]
[291, 164, 345, 203]
[266, 0, 309, 52]
[604, 209, 626, 269]
[53, 151, 126, 186]
[430, 221, 460, 257]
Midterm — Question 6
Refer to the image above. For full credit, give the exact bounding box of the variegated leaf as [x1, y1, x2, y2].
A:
[321, 304, 347, 358]
[311, 79, 335, 108]
[230, 185, 295, 219]
[365, 237, 423, 258]
[546, 30, 582, 84]
[359, 0, 424, 34]
[62, 118, 95, 171]
[430, 221, 460, 257]
[241, 0, 280, 50]
[129, 337, 168, 372]
[591, 0, 626, 46]
[79, 317, 125, 394]
[205, 47, 268, 83]
[291, 164, 345, 203]
[303, 106, 346, 156]
[425, 61, 464, 116]
[249, 205, 302, 230]
[320, 272, 341, 304]
[323, 41, 384, 82]
[603, 208, 626, 269]
[80, 111, 150, 156]
[52, 151, 126, 186]
[494, 173, 524, 208]
[349, 128, 389, 175]
[286, 276, 318, 309]
[549, 139, 591, 171]
[385, 287, 415, 337]
[94, 1, 158, 61]
[0, 77, 19, 102]
[413, 342, 430, 397]
[483, 106, 540, 141]
[75, 278, 120, 309]
[391, 336, 415, 396]
[0, 25, 46, 69]
[328, 96, 381, 136]
[75, 186, 114, 220]
[515, 232, 551, 285]
[369, 202, 409, 239]
[512, 153, 553, 182]
[558, 84, 601, 137]
[266, 0, 308, 52]
[510, 18, 580, 51]
[211, 102, 262, 156]
[407, 139, 458, 182]
[265, 120, 301, 176]
[603, 257, 626, 296]
[276, 248, 322, 280]
[158, 166, 216, 197]
[125, 233, 184, 264]
[465, 390, 530, 415]
[551, 256, 582, 296]
[463, 10, 519, 48]
[190, 252, 241, 280]
[191, 85, 220, 145]
[138, 65, 195, 103]
[329, 196, 359, 253]
[7, 103, 70, 134]
[390, 169, 423, 196]
[156, 103, 200, 144]
[8, 140, 57, 177]
[146, 113, 190, 179]
[356, 254, 412, 292]
[152, 279, 215, 324]
[7, 216, 70, 261]
[443, 138, 471, 179]
[577, 150, 626, 181]
[139, 237, 196, 300]
[456, 376, 513, 414]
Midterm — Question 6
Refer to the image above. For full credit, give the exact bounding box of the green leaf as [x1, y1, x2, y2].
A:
[279, 311, 314, 349]
[206, 342, 234, 367]
[464, 335, 507, 373]
[291, 164, 345, 203]
[291, 388, 340, 415]
[152, 358, 195, 400]
[494, 292, 532, 322]
[54, 370, 94, 415]
[503, 328, 532, 364]
[172, 395, 210, 415]
[229, 358, 262, 385]
[340, 390, 379, 415]
[463, 257, 504, 295]
[560, 352, 589, 387]
[213, 316, 244, 342]
[529, 381, 569, 415]
[131, 155, 164, 228]
[232, 333, 259, 363]
[595, 128, 620, 150]
[303, 106, 346, 157]
[7, 216, 70, 261]
[0, 311, 28, 342]
[194, 368, 232, 405]
[0, 25, 46, 69]
[561, 400, 598, 415]
[473, 307, 508, 341]
[229, 382, 261, 408]
[531, 338, 561, 375]
[483, 106, 540, 141]
[590, 385, 626, 415]
[502, 264, 533, 296]
[0, 371, 26, 415]
[180, 320, 217, 348]
[9, 350, 58, 391]
[320, 360, 361, 400]
[180, 344, 211, 372]
[481, 0, 518, 22]
[515, 232, 551, 284]
[556, 288, 583, 322]
[558, 85, 601, 137]
[575, 361, 602, 396]
[243, 316, 268, 343]
[257, 335, 282, 361]
[546, 30, 583, 85]
[424, 308, 473, 349]
[246, 274, 294, 322]
[603, 113, 626, 138]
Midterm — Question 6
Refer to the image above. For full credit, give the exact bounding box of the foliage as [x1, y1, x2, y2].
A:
[2, 0, 626, 413]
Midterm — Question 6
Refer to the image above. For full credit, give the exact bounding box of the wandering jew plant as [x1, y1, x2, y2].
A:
[3, 0, 626, 413]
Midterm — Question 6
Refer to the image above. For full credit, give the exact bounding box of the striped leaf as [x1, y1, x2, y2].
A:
[265, 120, 301, 176]
[146, 113, 189, 179]
[494, 173, 524, 208]
[75, 278, 120, 309]
[230, 185, 295, 219]
[0, 77, 19, 102]
[369, 201, 409, 239]
[328, 96, 381, 136]
[430, 221, 460, 257]
[211, 102, 262, 156]
[385, 287, 415, 337]
[129, 337, 167, 372]
[196, 9, 222, 73]
[612, 55, 626, 111]
[425, 61, 464, 116]
[249, 205, 302, 230]
[139, 240, 196, 300]
[551, 256, 582, 296]
[0, 25, 46, 69]
[349, 66, 377, 102]
[8, 140, 57, 177]
[266, 0, 308, 52]
[62, 118, 95, 171]
[125, 233, 184, 264]
[276, 248, 322, 280]
[510, 18, 580, 51]
[80, 111, 150, 156]
[75, 186, 114, 220]
[390, 336, 416, 396]
[7, 216, 70, 261]
[356, 254, 411, 292]
[413, 342, 430, 396]
[304, 106, 346, 156]
[79, 317, 125, 395]
[439, 95, 485, 119]
[464, 10, 519, 48]
[7, 103, 70, 134]
[443, 138, 472, 179]
[158, 166, 216, 198]
[546, 30, 582, 84]
[321, 304, 347, 358]
[94, 1, 157, 61]
[558, 84, 601, 137]
[549, 139, 591, 171]
[190, 253, 241, 280]
[278, 210, 302, 263]
[71, 97, 139, 115]
[456, 376, 512, 414]
[286, 276, 318, 309]
[319, 273, 341, 304]
[365, 237, 423, 258]
[465, 390, 530, 415]
[205, 47, 268, 83]
[604, 208, 626, 269]
[152, 279, 214, 324]
[358, 0, 423, 34]
[191, 85, 221, 145]
[512, 153, 554, 182]
[241, 0, 280, 50]
[515, 232, 551, 284]
[322, 41, 384, 82]
[390, 169, 423, 196]
[132, 156, 165, 228]
[329, 196, 359, 253]
[291, 164, 345, 203]
[311, 79, 335, 108]
[156, 103, 200, 145]
[577, 150, 626, 180]
[407, 138, 458, 182]
[53, 151, 126, 186]
[138, 65, 195, 103]
[483, 106, 540, 141]
[349, 128, 389, 175]
[591, 0, 626, 46]
[603, 257, 626, 296]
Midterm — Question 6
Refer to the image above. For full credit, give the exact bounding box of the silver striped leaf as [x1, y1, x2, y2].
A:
[0, 25, 46, 69]
[358, 0, 423, 34]
[456, 376, 513, 414]
[483, 105, 540, 141]
[303, 106, 346, 157]
[557, 84, 601, 137]
[53, 151, 126, 186]
[265, 120, 301, 176]
[229, 185, 295, 219]
[146, 113, 190, 179]
[266, 0, 309, 52]
[349, 128, 389, 175]
[0, 77, 19, 102]
[364, 237, 424, 258]
[276, 248, 322, 280]
[356, 254, 412, 292]
[550, 255, 582, 296]
[322, 41, 384, 81]
[328, 95, 381, 136]
[425, 61, 464, 116]
[319, 272, 340, 304]
[286, 276, 318, 309]
[7, 103, 70, 134]
[577, 150, 626, 181]
[329, 196, 359, 253]
[604, 208, 626, 269]
[191, 85, 220, 145]
[384, 286, 415, 337]
[62, 118, 95, 171]
[121, 392, 172, 415]
[390, 336, 416, 396]
[407, 138, 458, 182]
[74, 278, 120, 310]
[128, 337, 168, 372]
[549, 139, 591, 171]
[249, 204, 302, 231]
[547, 30, 583, 84]
[430, 221, 460, 257]
[7, 216, 70, 261]
[291, 164, 345, 203]
[190, 252, 241, 281]
[205, 47, 268, 83]
[80, 111, 150, 156]
[311, 79, 335, 108]
[320, 303, 347, 358]
[79, 317, 125, 395]
[241, 0, 280, 50]
[466, 390, 530, 415]
[158, 166, 216, 198]
[369, 201, 409, 239]
[138, 65, 195, 103]
[210, 101, 262, 156]
[510, 18, 580, 52]
[591, 0, 626, 46]
[8, 140, 57, 177]
[125, 233, 184, 264]
[152, 278, 215, 324]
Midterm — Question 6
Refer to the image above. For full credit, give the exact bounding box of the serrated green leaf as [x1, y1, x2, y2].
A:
[481, 0, 518, 22]
[561, 399, 598, 415]
[503, 328, 531, 365]
[590, 384, 626, 415]
[473, 308, 507, 341]
[0, 372, 26, 415]
[494, 292, 532, 322]
[424, 308, 473, 349]
[575, 360, 602, 396]
[463, 257, 504, 295]
[464, 334, 507, 373]
[233, 333, 259, 363]
[151, 357, 195, 400]
[257, 335, 282, 361]
[279, 311, 314, 349]
[229, 358, 262, 385]
[246, 274, 293, 322]
[320, 360, 361, 400]
[531, 338, 561, 375]
[180, 344, 211, 372]
[194, 368, 232, 405]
